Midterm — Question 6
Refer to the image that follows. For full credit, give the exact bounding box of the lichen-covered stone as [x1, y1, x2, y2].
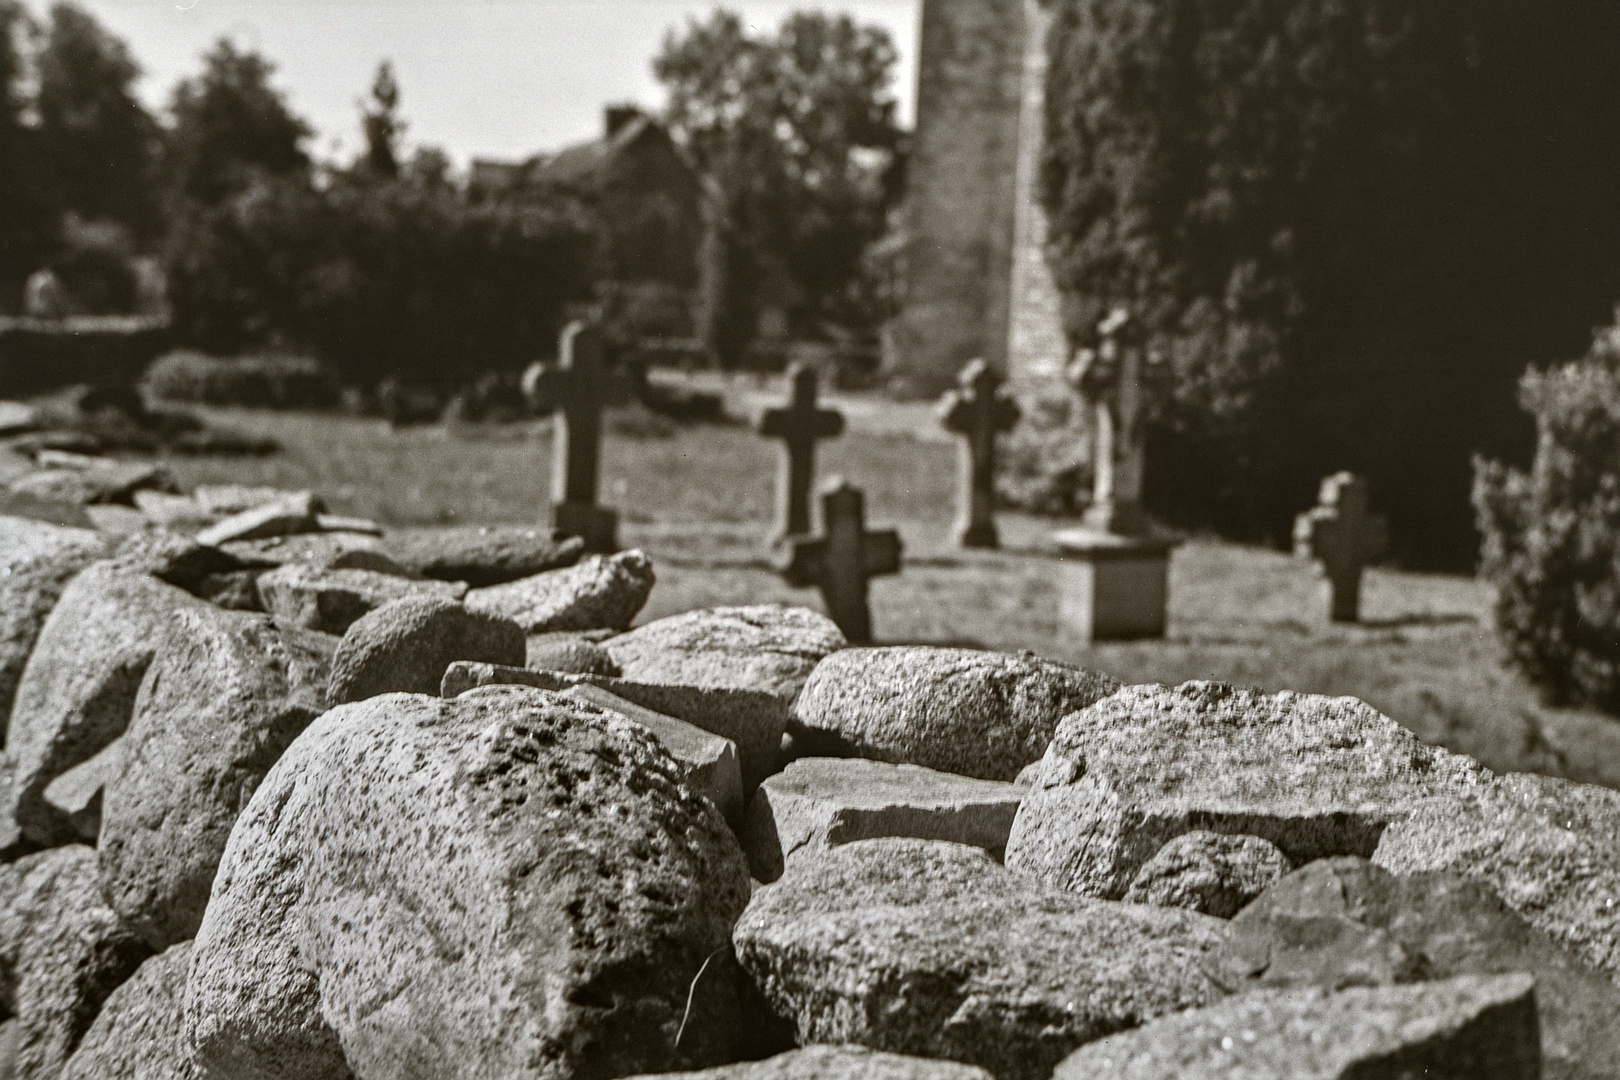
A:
[383, 525, 584, 586]
[1374, 771, 1620, 979]
[98, 608, 333, 949]
[326, 595, 523, 703]
[733, 838, 1226, 1080]
[255, 562, 466, 634]
[606, 605, 845, 699]
[463, 549, 655, 633]
[1052, 974, 1540, 1080]
[60, 943, 199, 1080]
[0, 846, 153, 1080]
[793, 647, 1119, 781]
[740, 757, 1027, 883]
[624, 1046, 995, 1080]
[1122, 831, 1292, 918]
[1005, 681, 1488, 899]
[185, 685, 760, 1080]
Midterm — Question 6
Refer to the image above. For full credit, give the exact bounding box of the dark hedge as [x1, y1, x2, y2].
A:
[1042, 0, 1620, 568]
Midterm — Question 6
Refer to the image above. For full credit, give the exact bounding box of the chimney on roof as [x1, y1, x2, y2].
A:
[605, 105, 641, 138]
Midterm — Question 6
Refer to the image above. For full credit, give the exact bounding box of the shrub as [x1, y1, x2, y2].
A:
[143, 349, 340, 410]
[1475, 313, 1620, 712]
[995, 381, 1093, 516]
[1044, 0, 1620, 567]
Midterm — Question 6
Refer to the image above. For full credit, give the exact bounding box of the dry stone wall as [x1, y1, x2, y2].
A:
[0, 496, 1612, 1078]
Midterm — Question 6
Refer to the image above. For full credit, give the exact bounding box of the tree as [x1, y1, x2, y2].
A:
[656, 9, 904, 364]
[0, 2, 56, 300]
[357, 60, 403, 182]
[34, 3, 160, 234]
[165, 39, 311, 206]
[1042, 0, 1620, 568]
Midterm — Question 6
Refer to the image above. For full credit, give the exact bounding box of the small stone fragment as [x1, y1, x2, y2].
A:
[41, 736, 124, 841]
[527, 631, 620, 675]
[326, 595, 524, 704]
[794, 647, 1120, 781]
[1122, 831, 1292, 918]
[1051, 974, 1540, 1080]
[463, 549, 655, 633]
[741, 757, 1028, 883]
[194, 491, 324, 546]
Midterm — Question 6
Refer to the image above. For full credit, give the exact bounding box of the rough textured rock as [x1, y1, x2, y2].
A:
[527, 632, 620, 675]
[463, 549, 655, 633]
[733, 838, 1226, 1080]
[42, 735, 124, 841]
[0, 846, 153, 1080]
[606, 605, 845, 699]
[194, 485, 307, 516]
[383, 525, 584, 586]
[793, 648, 1120, 781]
[185, 685, 763, 1080]
[255, 563, 466, 635]
[1122, 831, 1292, 918]
[198, 569, 265, 610]
[131, 491, 214, 531]
[4, 564, 212, 847]
[6, 459, 179, 507]
[194, 491, 323, 546]
[60, 943, 199, 1080]
[0, 516, 106, 738]
[325, 596, 524, 704]
[1052, 973, 1540, 1080]
[443, 663, 789, 792]
[98, 608, 333, 950]
[1005, 681, 1489, 899]
[1373, 771, 1620, 977]
[109, 528, 250, 593]
[741, 758, 1028, 883]
[560, 683, 743, 824]
[624, 1047, 995, 1080]
[1208, 856, 1620, 1080]
[220, 531, 383, 570]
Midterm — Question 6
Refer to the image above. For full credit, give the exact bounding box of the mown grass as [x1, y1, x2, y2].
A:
[158, 387, 1620, 791]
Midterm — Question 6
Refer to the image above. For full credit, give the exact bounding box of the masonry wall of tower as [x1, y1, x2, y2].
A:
[885, 0, 1027, 395]
[887, 0, 1068, 395]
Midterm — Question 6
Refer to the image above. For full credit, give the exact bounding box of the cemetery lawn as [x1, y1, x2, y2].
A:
[165, 384, 1620, 792]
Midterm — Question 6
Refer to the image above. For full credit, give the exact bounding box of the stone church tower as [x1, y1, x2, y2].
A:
[886, 0, 1067, 394]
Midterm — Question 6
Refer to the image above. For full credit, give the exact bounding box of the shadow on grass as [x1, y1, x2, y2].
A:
[1355, 613, 1479, 630]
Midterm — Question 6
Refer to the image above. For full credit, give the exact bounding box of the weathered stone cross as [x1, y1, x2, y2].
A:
[1294, 472, 1388, 622]
[939, 359, 1020, 548]
[779, 476, 901, 644]
[523, 319, 618, 553]
[758, 363, 844, 540]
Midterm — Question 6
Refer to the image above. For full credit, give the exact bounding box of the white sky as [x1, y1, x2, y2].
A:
[24, 0, 921, 166]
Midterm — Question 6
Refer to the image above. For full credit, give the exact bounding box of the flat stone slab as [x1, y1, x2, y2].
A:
[1005, 681, 1489, 899]
[464, 549, 655, 633]
[444, 662, 789, 792]
[194, 491, 323, 546]
[605, 604, 846, 699]
[194, 485, 311, 516]
[733, 838, 1227, 1080]
[624, 1046, 994, 1079]
[561, 683, 743, 824]
[793, 647, 1120, 781]
[41, 735, 124, 841]
[220, 531, 384, 569]
[382, 525, 584, 586]
[1374, 771, 1620, 979]
[256, 563, 467, 634]
[740, 757, 1028, 882]
[1052, 973, 1539, 1080]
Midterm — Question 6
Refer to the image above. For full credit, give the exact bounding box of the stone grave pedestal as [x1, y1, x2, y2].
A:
[1054, 528, 1179, 644]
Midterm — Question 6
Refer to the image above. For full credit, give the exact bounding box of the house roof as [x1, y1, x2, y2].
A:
[529, 114, 662, 190]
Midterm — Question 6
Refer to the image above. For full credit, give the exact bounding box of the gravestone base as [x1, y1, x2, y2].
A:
[1054, 528, 1179, 644]
[552, 501, 618, 554]
[956, 519, 999, 550]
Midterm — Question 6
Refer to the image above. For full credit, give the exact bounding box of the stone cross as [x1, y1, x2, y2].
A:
[758, 363, 844, 540]
[1294, 472, 1388, 622]
[779, 476, 902, 644]
[938, 359, 1020, 548]
[1068, 307, 1153, 537]
[523, 319, 618, 552]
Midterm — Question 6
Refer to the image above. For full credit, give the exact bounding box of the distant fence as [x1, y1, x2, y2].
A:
[0, 316, 172, 397]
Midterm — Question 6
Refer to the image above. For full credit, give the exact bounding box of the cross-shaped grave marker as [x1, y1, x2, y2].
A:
[779, 476, 901, 644]
[939, 358, 1020, 548]
[758, 363, 844, 541]
[1294, 472, 1388, 622]
[523, 319, 618, 552]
